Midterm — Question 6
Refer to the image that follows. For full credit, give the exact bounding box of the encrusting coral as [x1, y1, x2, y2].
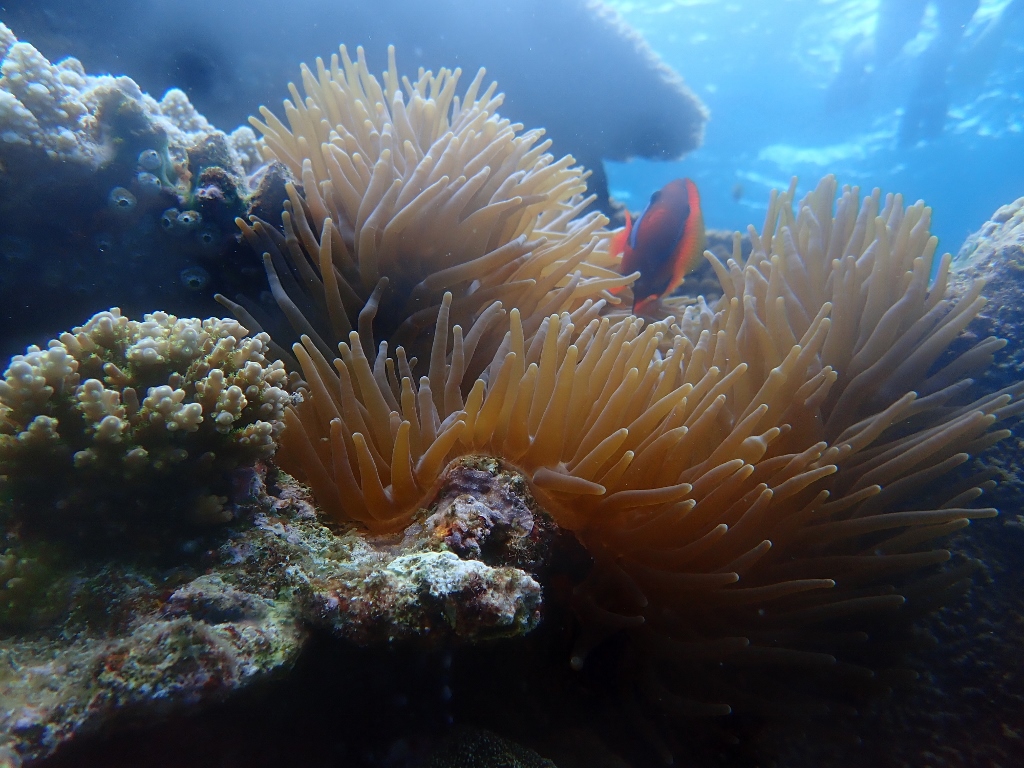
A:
[0, 309, 292, 540]
[231, 46, 1021, 713]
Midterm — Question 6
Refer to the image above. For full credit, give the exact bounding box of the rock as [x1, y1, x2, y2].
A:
[951, 196, 1024, 508]
[265, 457, 575, 645]
[0, 457, 577, 763]
[0, 567, 302, 765]
[749, 199, 1024, 768]
[426, 727, 557, 768]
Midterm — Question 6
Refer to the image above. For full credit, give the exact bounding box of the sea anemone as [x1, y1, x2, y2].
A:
[216, 45, 633, 371]
[232, 46, 1020, 712]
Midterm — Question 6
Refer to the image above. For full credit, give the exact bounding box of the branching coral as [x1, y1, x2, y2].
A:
[0, 309, 291, 540]
[217, 45, 632, 372]
[233, 48, 1019, 712]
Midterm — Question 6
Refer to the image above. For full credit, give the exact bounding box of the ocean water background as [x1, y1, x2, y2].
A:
[604, 0, 1024, 254]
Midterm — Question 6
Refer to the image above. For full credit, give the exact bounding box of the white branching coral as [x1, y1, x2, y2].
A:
[0, 309, 294, 539]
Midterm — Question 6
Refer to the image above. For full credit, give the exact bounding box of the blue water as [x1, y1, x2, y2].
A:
[605, 0, 1024, 254]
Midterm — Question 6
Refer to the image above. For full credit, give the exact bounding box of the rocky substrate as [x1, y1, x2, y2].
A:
[0, 457, 573, 766]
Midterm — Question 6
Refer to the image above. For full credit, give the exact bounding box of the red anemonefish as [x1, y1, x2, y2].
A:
[610, 178, 706, 316]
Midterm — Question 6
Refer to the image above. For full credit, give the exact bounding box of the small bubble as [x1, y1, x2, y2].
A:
[180, 266, 210, 291]
[108, 186, 137, 212]
[138, 148, 162, 171]
[177, 209, 202, 231]
[93, 233, 115, 253]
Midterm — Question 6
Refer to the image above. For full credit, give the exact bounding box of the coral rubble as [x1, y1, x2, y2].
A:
[0, 477, 304, 766]
[426, 728, 557, 768]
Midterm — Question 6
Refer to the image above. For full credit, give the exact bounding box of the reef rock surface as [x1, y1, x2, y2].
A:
[0, 24, 281, 361]
[0, 458, 564, 766]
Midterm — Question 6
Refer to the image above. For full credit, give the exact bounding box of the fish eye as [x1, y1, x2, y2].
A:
[198, 226, 220, 249]
[177, 210, 202, 230]
[160, 208, 180, 231]
[134, 171, 162, 195]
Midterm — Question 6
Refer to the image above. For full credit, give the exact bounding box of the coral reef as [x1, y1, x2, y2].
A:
[0, 22, 253, 170]
[0, 458, 565, 765]
[0, 24, 271, 361]
[0, 309, 290, 541]
[0, 26, 1020, 768]
[222, 43, 1022, 719]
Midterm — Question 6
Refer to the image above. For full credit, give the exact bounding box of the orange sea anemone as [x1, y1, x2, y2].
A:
[216, 45, 632, 374]
[228, 46, 1021, 713]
